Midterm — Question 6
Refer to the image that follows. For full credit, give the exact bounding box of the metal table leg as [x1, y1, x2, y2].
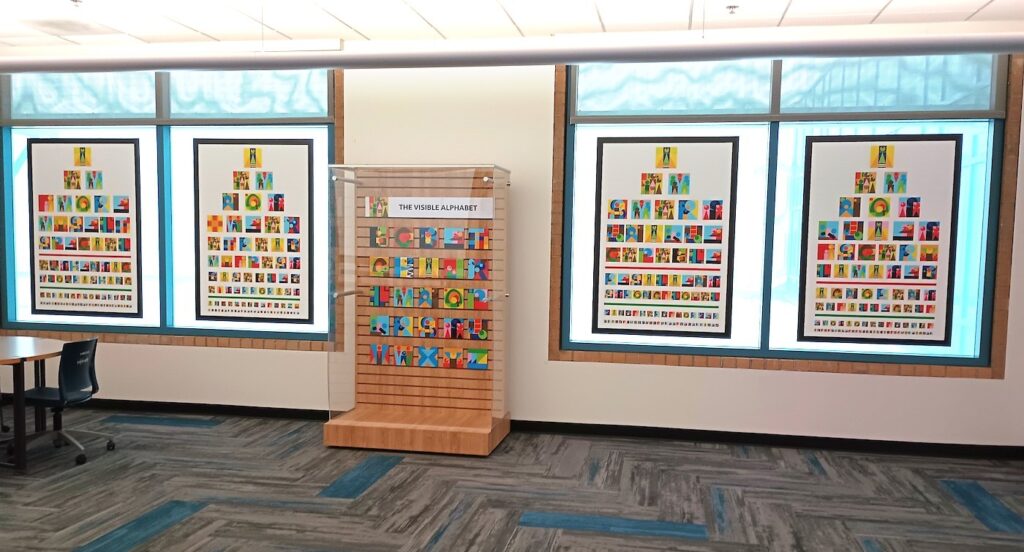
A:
[33, 360, 46, 433]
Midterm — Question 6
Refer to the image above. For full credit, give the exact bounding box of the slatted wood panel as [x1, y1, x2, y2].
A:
[325, 165, 510, 455]
[547, 60, 1022, 378]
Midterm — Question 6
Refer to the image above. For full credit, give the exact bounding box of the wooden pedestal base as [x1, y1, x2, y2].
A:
[323, 405, 510, 456]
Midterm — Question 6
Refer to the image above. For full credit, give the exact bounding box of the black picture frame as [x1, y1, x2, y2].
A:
[796, 134, 962, 346]
[590, 136, 739, 339]
[27, 138, 144, 318]
[193, 138, 315, 325]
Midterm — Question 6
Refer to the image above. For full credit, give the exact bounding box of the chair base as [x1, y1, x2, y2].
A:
[23, 426, 116, 465]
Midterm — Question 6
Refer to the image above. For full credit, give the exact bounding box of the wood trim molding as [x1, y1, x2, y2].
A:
[990, 54, 1023, 378]
[548, 58, 1023, 378]
[0, 69, 348, 353]
[549, 66, 572, 362]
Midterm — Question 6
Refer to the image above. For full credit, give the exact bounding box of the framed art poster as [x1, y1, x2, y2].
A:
[27, 139, 142, 317]
[798, 135, 962, 345]
[194, 139, 314, 323]
[592, 137, 738, 337]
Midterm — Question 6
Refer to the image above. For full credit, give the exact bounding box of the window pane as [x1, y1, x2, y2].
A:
[576, 60, 773, 116]
[770, 120, 993, 358]
[167, 125, 330, 333]
[11, 72, 155, 119]
[567, 123, 770, 349]
[780, 55, 996, 113]
[8, 126, 161, 327]
[170, 70, 329, 118]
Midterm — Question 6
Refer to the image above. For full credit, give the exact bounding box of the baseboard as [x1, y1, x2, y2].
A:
[83, 398, 328, 421]
[5, 396, 1020, 457]
[510, 420, 1024, 459]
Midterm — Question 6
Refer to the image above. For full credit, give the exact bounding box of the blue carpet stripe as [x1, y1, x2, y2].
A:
[103, 415, 222, 428]
[74, 500, 207, 552]
[424, 499, 470, 551]
[711, 487, 728, 533]
[519, 512, 708, 540]
[319, 454, 404, 499]
[804, 451, 827, 477]
[859, 537, 884, 552]
[940, 480, 1024, 533]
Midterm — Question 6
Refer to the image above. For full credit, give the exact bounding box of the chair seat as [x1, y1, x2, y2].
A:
[23, 387, 92, 409]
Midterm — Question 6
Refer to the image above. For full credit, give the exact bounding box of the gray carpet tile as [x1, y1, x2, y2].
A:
[0, 406, 1022, 551]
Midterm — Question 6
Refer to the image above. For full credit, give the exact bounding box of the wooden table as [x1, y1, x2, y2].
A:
[0, 337, 65, 471]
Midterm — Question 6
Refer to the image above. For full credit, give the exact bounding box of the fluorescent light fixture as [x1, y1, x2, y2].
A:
[0, 20, 1021, 72]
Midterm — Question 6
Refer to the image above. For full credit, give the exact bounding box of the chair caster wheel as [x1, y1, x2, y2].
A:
[54, 438, 64, 448]
[1, 425, 9, 433]
[75, 454, 87, 465]
[106, 440, 116, 451]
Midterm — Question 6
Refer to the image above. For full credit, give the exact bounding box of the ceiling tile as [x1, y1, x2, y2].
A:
[499, 0, 602, 36]
[595, 0, 692, 32]
[86, 14, 212, 43]
[158, 0, 287, 41]
[970, 0, 1024, 21]
[696, 0, 790, 30]
[226, 0, 365, 40]
[0, 21, 55, 38]
[0, 35, 74, 47]
[62, 33, 148, 46]
[317, 0, 442, 40]
[404, 0, 520, 39]
[875, 0, 988, 23]
[782, 0, 890, 26]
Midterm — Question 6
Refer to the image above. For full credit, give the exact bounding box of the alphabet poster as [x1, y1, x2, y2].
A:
[362, 192, 495, 370]
[799, 135, 961, 344]
[28, 139, 142, 316]
[592, 138, 738, 337]
[194, 139, 314, 323]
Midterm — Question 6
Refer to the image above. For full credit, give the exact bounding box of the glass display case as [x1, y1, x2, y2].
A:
[325, 165, 510, 455]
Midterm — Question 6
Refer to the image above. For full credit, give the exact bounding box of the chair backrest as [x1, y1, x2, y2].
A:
[58, 338, 99, 402]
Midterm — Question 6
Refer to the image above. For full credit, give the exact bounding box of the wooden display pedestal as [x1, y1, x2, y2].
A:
[323, 165, 511, 457]
[324, 406, 509, 456]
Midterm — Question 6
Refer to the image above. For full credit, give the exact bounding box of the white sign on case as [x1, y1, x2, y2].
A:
[366, 197, 495, 219]
[592, 138, 738, 337]
[28, 140, 142, 317]
[799, 136, 961, 345]
[194, 140, 314, 323]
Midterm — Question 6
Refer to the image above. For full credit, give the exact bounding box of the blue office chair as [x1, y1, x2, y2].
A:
[24, 338, 115, 465]
[0, 379, 8, 433]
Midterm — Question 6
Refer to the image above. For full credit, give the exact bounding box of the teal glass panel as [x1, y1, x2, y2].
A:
[770, 120, 994, 358]
[11, 72, 155, 119]
[170, 69, 329, 118]
[780, 55, 996, 113]
[576, 60, 773, 116]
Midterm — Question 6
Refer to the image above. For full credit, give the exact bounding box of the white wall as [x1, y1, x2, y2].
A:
[1, 344, 329, 410]
[6, 64, 1020, 445]
[344, 65, 1024, 446]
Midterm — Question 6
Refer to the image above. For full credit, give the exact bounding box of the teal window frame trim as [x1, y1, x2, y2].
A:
[559, 60, 1007, 367]
[0, 69, 336, 340]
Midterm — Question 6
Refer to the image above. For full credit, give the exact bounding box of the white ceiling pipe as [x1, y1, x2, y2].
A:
[0, 21, 1022, 73]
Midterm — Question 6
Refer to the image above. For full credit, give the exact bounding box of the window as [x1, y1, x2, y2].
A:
[169, 69, 330, 119]
[167, 125, 330, 333]
[6, 126, 161, 327]
[10, 72, 156, 119]
[0, 69, 333, 339]
[780, 55, 998, 114]
[562, 55, 1005, 365]
[576, 59, 773, 116]
[769, 120, 994, 359]
[568, 123, 769, 349]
